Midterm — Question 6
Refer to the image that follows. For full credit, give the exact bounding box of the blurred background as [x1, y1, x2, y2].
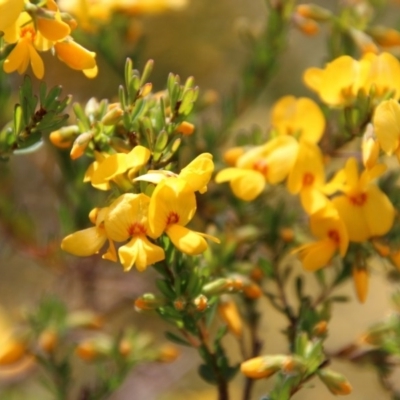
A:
[2, 0, 400, 399]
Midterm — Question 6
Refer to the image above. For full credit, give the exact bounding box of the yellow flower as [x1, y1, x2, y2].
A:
[293, 204, 349, 271]
[303, 55, 369, 107]
[218, 298, 243, 338]
[362, 52, 400, 100]
[61, 207, 117, 261]
[373, 99, 400, 161]
[331, 158, 394, 242]
[3, 12, 45, 79]
[352, 264, 369, 303]
[104, 193, 165, 271]
[90, 145, 151, 190]
[271, 96, 325, 143]
[287, 141, 329, 214]
[148, 178, 219, 255]
[84, 152, 111, 191]
[241, 355, 288, 379]
[215, 136, 298, 201]
[135, 153, 214, 193]
[54, 38, 98, 78]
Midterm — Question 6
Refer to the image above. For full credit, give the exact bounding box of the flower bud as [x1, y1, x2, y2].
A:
[313, 320, 328, 337]
[250, 266, 264, 282]
[279, 227, 294, 243]
[134, 294, 164, 312]
[38, 330, 58, 353]
[223, 146, 244, 166]
[241, 355, 287, 379]
[243, 283, 262, 299]
[173, 297, 186, 311]
[139, 83, 153, 98]
[368, 26, 400, 48]
[193, 295, 208, 312]
[352, 265, 369, 303]
[118, 339, 132, 357]
[318, 369, 352, 395]
[349, 28, 378, 54]
[293, 14, 319, 36]
[49, 125, 80, 149]
[157, 344, 179, 362]
[176, 121, 195, 136]
[371, 239, 390, 257]
[101, 107, 124, 126]
[75, 341, 98, 362]
[296, 4, 332, 21]
[218, 298, 243, 338]
[70, 132, 93, 160]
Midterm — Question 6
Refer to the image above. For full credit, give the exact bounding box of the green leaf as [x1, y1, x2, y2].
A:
[198, 364, 217, 384]
[165, 331, 191, 347]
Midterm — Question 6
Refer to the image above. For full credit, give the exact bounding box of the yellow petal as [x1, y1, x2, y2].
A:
[373, 99, 400, 155]
[37, 15, 71, 41]
[166, 224, 208, 255]
[91, 153, 128, 184]
[0, 0, 24, 32]
[215, 168, 265, 201]
[332, 195, 370, 242]
[149, 178, 197, 237]
[105, 193, 151, 241]
[300, 187, 329, 214]
[303, 67, 323, 93]
[28, 42, 44, 79]
[3, 40, 28, 74]
[179, 153, 214, 192]
[54, 40, 96, 71]
[295, 238, 337, 271]
[364, 185, 394, 237]
[119, 236, 165, 271]
[61, 227, 107, 256]
[83, 65, 98, 78]
[125, 145, 151, 173]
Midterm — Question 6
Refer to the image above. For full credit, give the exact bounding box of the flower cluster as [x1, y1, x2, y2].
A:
[62, 152, 218, 271]
[0, 0, 97, 79]
[216, 52, 400, 303]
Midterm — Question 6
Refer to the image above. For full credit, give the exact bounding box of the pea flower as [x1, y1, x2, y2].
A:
[61, 207, 117, 261]
[0, 0, 24, 32]
[331, 158, 394, 242]
[148, 178, 219, 255]
[215, 136, 298, 201]
[104, 193, 165, 271]
[373, 99, 400, 161]
[287, 141, 329, 214]
[271, 96, 325, 143]
[293, 204, 349, 271]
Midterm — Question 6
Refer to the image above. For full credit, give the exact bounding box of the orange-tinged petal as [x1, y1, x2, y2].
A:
[3, 40, 28, 74]
[166, 224, 208, 255]
[352, 265, 369, 303]
[61, 227, 107, 256]
[83, 65, 98, 78]
[118, 236, 165, 271]
[54, 40, 96, 71]
[373, 99, 400, 155]
[27, 42, 44, 79]
[295, 238, 337, 271]
[102, 239, 117, 262]
[37, 15, 71, 41]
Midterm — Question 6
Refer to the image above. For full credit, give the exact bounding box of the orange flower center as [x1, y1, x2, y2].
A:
[21, 26, 36, 41]
[253, 159, 268, 175]
[166, 212, 179, 226]
[302, 172, 314, 186]
[349, 192, 367, 206]
[128, 222, 146, 236]
[328, 229, 340, 245]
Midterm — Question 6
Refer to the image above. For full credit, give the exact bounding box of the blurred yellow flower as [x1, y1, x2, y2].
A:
[373, 99, 400, 161]
[271, 96, 325, 143]
[303, 55, 369, 107]
[293, 204, 349, 271]
[104, 193, 165, 271]
[331, 158, 394, 242]
[148, 178, 219, 255]
[215, 136, 298, 201]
